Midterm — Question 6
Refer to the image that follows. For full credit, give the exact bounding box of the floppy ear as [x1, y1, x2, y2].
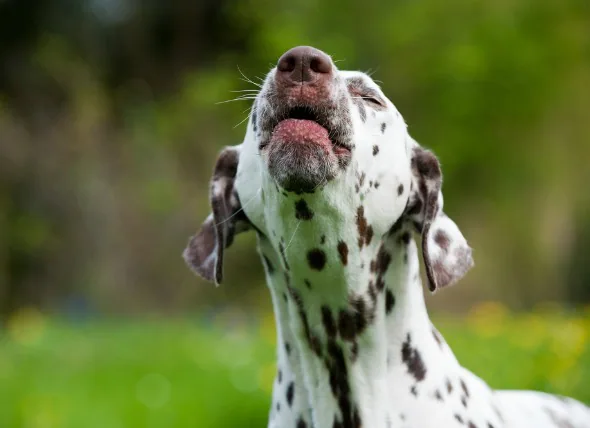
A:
[182, 146, 251, 286]
[405, 146, 474, 292]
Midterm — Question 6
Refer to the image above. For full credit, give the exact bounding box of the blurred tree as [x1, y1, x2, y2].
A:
[0, 0, 588, 317]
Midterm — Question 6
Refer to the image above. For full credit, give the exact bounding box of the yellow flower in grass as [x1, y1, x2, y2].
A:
[21, 394, 63, 428]
[509, 313, 547, 351]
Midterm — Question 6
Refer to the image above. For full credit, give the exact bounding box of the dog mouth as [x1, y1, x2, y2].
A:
[260, 106, 351, 156]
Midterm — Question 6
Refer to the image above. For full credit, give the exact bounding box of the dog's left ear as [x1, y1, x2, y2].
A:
[183, 146, 251, 286]
[405, 146, 474, 292]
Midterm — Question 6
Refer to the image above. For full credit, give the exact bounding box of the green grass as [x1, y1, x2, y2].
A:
[1, 305, 589, 428]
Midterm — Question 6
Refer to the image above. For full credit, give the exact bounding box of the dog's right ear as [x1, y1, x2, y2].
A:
[183, 146, 251, 286]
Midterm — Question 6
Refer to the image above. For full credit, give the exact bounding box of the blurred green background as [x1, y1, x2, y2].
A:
[0, 0, 589, 426]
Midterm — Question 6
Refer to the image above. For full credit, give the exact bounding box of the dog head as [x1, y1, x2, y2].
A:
[184, 46, 473, 292]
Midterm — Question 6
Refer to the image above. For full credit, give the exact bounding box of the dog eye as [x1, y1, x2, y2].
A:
[362, 96, 385, 108]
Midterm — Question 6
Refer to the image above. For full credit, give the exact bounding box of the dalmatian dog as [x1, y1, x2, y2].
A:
[183, 46, 590, 428]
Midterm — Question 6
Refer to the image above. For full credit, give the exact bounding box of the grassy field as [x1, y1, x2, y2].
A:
[1, 304, 590, 428]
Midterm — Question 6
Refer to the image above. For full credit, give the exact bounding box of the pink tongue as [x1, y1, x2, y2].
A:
[271, 119, 331, 147]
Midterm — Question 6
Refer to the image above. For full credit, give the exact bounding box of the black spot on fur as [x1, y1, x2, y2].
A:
[325, 339, 355, 427]
[285, 342, 291, 354]
[385, 290, 395, 314]
[434, 389, 443, 401]
[356, 206, 371, 248]
[406, 198, 423, 216]
[461, 396, 468, 407]
[337, 241, 349, 265]
[381, 122, 386, 133]
[338, 309, 356, 341]
[320, 235, 326, 244]
[262, 255, 274, 274]
[397, 184, 404, 195]
[307, 248, 327, 270]
[278, 369, 282, 383]
[468, 422, 477, 428]
[432, 327, 444, 349]
[322, 305, 337, 337]
[297, 417, 307, 428]
[401, 334, 427, 382]
[460, 379, 470, 398]
[374, 181, 380, 189]
[375, 246, 392, 275]
[410, 385, 418, 396]
[446, 378, 453, 394]
[400, 232, 411, 245]
[286, 382, 294, 406]
[455, 414, 464, 424]
[373, 145, 379, 156]
[295, 199, 314, 220]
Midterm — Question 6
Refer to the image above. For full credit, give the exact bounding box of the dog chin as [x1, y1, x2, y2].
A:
[266, 141, 338, 193]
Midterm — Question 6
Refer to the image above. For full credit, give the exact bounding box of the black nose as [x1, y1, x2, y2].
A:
[276, 46, 333, 83]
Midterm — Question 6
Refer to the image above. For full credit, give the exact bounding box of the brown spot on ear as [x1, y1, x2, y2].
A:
[337, 241, 349, 265]
[295, 199, 314, 220]
[412, 147, 442, 180]
[373, 145, 379, 156]
[434, 229, 450, 252]
[307, 248, 327, 270]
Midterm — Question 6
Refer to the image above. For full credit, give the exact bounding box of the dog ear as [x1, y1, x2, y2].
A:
[405, 146, 474, 292]
[183, 146, 251, 286]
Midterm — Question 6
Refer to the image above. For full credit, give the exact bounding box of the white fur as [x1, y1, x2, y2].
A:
[219, 62, 590, 428]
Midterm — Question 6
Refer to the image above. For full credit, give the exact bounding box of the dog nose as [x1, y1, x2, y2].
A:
[277, 46, 333, 83]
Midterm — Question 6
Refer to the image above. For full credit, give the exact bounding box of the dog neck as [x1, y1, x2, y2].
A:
[259, 221, 455, 428]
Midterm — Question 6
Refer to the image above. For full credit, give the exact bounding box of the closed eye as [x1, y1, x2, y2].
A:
[347, 82, 387, 109]
[361, 95, 385, 108]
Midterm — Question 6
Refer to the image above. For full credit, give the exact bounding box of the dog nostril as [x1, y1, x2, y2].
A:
[310, 55, 332, 74]
[278, 54, 297, 73]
